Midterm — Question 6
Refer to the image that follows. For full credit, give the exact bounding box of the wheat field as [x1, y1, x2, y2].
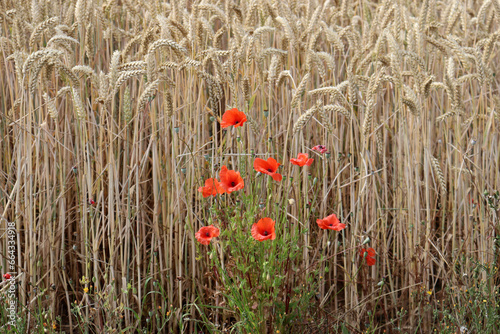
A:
[1, 0, 500, 333]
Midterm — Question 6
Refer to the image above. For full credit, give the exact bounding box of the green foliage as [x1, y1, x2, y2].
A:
[432, 259, 500, 333]
[204, 178, 322, 333]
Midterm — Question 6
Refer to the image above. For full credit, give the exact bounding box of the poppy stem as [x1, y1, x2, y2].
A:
[285, 257, 291, 314]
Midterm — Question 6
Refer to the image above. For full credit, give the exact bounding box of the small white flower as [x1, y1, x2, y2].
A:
[460, 326, 468, 333]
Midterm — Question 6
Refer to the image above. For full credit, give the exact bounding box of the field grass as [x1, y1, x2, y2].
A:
[1, 0, 500, 333]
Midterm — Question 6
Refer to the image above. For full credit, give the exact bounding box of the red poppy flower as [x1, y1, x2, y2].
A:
[290, 153, 314, 167]
[198, 178, 225, 197]
[316, 213, 346, 231]
[3, 273, 11, 280]
[219, 166, 244, 193]
[220, 108, 247, 128]
[359, 248, 376, 266]
[312, 145, 328, 154]
[195, 225, 220, 245]
[253, 157, 282, 181]
[251, 218, 276, 241]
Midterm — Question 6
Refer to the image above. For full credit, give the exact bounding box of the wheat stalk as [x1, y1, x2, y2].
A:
[29, 17, 59, 47]
[323, 104, 351, 119]
[430, 154, 447, 195]
[293, 100, 319, 135]
[43, 92, 58, 119]
[71, 87, 85, 119]
[137, 78, 160, 113]
[291, 73, 310, 108]
[123, 86, 132, 123]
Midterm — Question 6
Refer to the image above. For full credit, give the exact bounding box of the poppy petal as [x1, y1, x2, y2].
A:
[258, 217, 274, 230]
[331, 222, 346, 231]
[195, 225, 220, 245]
[317, 213, 343, 230]
[316, 219, 329, 230]
[325, 213, 340, 224]
[208, 226, 220, 237]
[253, 158, 269, 173]
[367, 248, 376, 257]
[198, 178, 224, 197]
[271, 173, 283, 181]
[219, 166, 244, 193]
[366, 256, 376, 266]
[251, 218, 276, 241]
[220, 108, 247, 128]
[267, 157, 280, 168]
[254, 157, 281, 179]
[220, 114, 237, 128]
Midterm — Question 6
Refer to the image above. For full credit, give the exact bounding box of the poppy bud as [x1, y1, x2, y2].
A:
[362, 237, 371, 245]
[210, 116, 215, 122]
[288, 199, 295, 205]
[263, 110, 269, 117]
[181, 168, 186, 174]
